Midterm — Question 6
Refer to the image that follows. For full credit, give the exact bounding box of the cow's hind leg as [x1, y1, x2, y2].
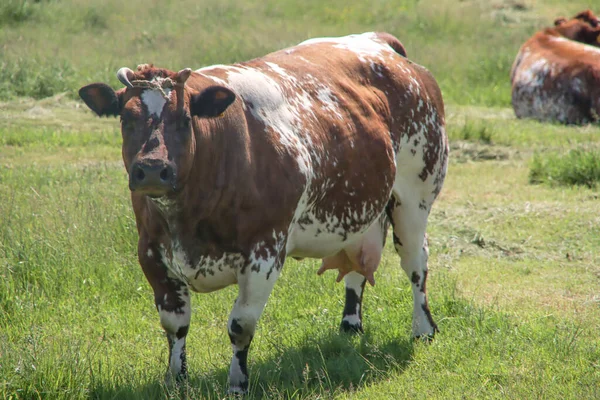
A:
[340, 272, 367, 333]
[386, 195, 438, 339]
[227, 253, 284, 394]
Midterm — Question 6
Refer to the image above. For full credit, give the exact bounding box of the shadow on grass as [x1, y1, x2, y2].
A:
[89, 331, 415, 399]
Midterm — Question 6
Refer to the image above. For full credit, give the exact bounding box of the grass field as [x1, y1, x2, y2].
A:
[1, 0, 600, 399]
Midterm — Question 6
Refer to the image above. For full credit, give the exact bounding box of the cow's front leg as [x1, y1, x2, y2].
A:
[139, 242, 191, 383]
[159, 282, 191, 383]
[228, 253, 284, 394]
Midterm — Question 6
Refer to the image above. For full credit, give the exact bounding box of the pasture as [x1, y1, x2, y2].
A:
[1, 0, 599, 398]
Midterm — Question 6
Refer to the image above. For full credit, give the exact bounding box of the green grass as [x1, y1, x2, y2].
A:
[0, 0, 591, 105]
[1, 102, 599, 399]
[2, 0, 600, 398]
[530, 149, 600, 188]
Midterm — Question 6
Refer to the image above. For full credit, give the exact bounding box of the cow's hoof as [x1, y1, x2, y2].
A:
[414, 334, 435, 343]
[414, 327, 438, 343]
[228, 386, 248, 397]
[164, 371, 188, 386]
[340, 320, 364, 335]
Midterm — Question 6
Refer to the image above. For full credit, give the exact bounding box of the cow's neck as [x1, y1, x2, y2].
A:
[146, 179, 246, 265]
[146, 95, 259, 260]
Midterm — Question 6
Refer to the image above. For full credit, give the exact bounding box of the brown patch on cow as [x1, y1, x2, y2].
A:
[213, 90, 229, 101]
[548, 10, 600, 47]
[420, 269, 428, 294]
[421, 302, 438, 333]
[411, 271, 420, 286]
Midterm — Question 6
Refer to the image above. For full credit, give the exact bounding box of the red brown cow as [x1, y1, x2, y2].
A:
[79, 32, 448, 394]
[511, 10, 600, 124]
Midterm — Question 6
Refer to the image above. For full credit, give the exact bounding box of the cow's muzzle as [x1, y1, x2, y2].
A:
[129, 160, 176, 197]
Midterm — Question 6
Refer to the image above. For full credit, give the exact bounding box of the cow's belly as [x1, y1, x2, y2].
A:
[159, 243, 239, 293]
[513, 83, 588, 123]
[512, 59, 589, 123]
[286, 202, 386, 259]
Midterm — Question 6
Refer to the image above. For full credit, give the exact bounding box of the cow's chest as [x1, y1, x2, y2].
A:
[158, 240, 240, 293]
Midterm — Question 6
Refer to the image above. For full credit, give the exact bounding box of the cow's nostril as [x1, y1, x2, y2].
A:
[160, 167, 169, 181]
[135, 168, 145, 182]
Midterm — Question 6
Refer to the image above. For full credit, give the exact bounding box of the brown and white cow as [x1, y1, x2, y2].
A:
[511, 10, 600, 124]
[79, 32, 448, 394]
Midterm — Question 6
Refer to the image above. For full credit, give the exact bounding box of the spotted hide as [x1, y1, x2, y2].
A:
[78, 32, 448, 394]
[511, 10, 600, 124]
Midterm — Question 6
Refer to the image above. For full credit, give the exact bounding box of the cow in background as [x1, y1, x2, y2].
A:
[78, 32, 448, 394]
[511, 10, 600, 124]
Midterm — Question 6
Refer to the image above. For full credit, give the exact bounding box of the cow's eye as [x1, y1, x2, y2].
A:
[121, 118, 135, 131]
[180, 116, 191, 129]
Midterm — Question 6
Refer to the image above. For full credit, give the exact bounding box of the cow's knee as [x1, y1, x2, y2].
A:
[228, 315, 256, 349]
[227, 312, 258, 393]
[156, 289, 191, 382]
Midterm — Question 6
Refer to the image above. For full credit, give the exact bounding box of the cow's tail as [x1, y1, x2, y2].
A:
[374, 32, 408, 58]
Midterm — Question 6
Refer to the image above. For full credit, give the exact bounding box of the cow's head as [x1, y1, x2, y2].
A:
[553, 10, 600, 47]
[78, 65, 235, 198]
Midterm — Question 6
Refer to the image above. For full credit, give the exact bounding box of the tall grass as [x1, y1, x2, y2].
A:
[0, 0, 588, 104]
[530, 149, 600, 188]
[0, 0, 36, 25]
[0, 58, 76, 100]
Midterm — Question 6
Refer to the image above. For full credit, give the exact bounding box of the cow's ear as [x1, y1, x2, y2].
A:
[554, 17, 567, 26]
[190, 86, 236, 118]
[575, 10, 596, 24]
[579, 25, 600, 45]
[79, 83, 122, 117]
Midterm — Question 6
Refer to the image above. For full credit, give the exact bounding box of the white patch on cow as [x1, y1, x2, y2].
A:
[159, 242, 240, 293]
[316, 86, 344, 120]
[141, 87, 171, 118]
[229, 351, 246, 392]
[370, 60, 384, 78]
[343, 273, 365, 322]
[197, 64, 231, 72]
[550, 36, 600, 55]
[168, 336, 186, 377]
[265, 62, 293, 81]
[571, 78, 583, 94]
[158, 285, 191, 380]
[158, 307, 189, 334]
[147, 249, 153, 258]
[520, 58, 549, 87]
[300, 32, 394, 63]
[196, 65, 231, 86]
[221, 65, 316, 176]
[286, 191, 387, 260]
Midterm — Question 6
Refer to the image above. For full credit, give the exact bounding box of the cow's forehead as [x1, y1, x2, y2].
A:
[123, 86, 183, 119]
[141, 88, 172, 118]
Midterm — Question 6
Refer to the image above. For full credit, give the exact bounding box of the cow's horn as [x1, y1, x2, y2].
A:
[176, 68, 192, 85]
[117, 67, 135, 88]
